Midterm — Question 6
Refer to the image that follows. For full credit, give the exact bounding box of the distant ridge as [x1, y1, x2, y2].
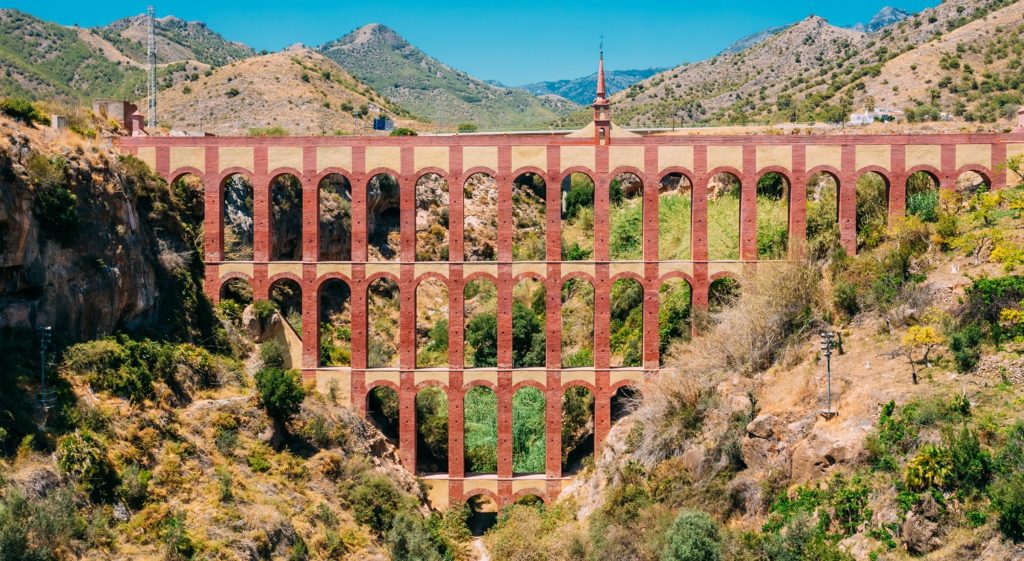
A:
[520, 68, 665, 106]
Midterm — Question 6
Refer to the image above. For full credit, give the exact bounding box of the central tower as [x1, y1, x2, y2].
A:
[593, 47, 611, 145]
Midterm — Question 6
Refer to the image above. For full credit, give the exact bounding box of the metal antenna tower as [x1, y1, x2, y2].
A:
[147, 5, 157, 129]
[819, 330, 838, 419]
[37, 326, 56, 422]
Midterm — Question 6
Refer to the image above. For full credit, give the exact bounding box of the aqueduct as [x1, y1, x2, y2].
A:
[118, 70, 1024, 507]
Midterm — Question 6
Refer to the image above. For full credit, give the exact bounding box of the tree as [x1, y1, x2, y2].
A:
[662, 510, 722, 561]
[891, 325, 944, 384]
[465, 313, 498, 367]
[254, 367, 306, 448]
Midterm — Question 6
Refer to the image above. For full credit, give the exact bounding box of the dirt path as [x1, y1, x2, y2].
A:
[472, 538, 490, 561]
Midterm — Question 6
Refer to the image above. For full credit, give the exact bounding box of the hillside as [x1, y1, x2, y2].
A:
[319, 24, 577, 129]
[521, 68, 665, 106]
[564, 0, 1023, 129]
[148, 48, 417, 135]
[94, 14, 255, 68]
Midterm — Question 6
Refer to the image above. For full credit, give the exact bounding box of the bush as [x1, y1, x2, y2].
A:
[28, 154, 79, 243]
[254, 368, 306, 427]
[662, 510, 721, 561]
[991, 473, 1024, 541]
[386, 511, 442, 561]
[904, 444, 953, 491]
[390, 127, 418, 136]
[56, 430, 119, 502]
[0, 97, 48, 125]
[948, 322, 983, 372]
[348, 474, 406, 534]
[259, 340, 285, 368]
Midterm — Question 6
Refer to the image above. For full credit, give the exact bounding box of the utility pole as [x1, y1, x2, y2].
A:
[820, 330, 838, 419]
[37, 326, 55, 425]
[147, 5, 157, 129]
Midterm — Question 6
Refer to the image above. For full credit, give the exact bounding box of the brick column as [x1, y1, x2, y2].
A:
[205, 264, 220, 304]
[992, 142, 1008, 189]
[448, 374, 465, 478]
[692, 147, 709, 263]
[839, 145, 857, 255]
[497, 266, 513, 369]
[301, 264, 318, 373]
[449, 269, 465, 368]
[889, 145, 907, 222]
[253, 146, 270, 262]
[740, 147, 758, 261]
[789, 146, 808, 259]
[642, 281, 660, 370]
[545, 374, 562, 479]
[497, 375, 513, 478]
[400, 265, 416, 369]
[252, 264, 270, 300]
[400, 149, 416, 263]
[449, 148, 465, 263]
[940, 144, 957, 190]
[546, 148, 561, 262]
[352, 147, 368, 262]
[204, 146, 222, 263]
[302, 147, 319, 262]
[498, 149, 514, 263]
[545, 272, 561, 369]
[593, 265, 610, 369]
[593, 380, 610, 452]
[350, 267, 367, 370]
[399, 373, 416, 472]
[593, 166, 610, 262]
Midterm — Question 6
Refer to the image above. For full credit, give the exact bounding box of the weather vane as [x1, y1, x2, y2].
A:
[600, 35, 604, 59]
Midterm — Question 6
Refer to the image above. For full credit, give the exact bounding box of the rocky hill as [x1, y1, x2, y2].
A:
[558, 0, 1023, 129]
[855, 6, 914, 32]
[147, 48, 417, 135]
[319, 24, 577, 129]
[520, 67, 665, 106]
[93, 14, 255, 68]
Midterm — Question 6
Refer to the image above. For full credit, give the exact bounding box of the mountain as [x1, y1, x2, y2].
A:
[91, 14, 255, 67]
[855, 6, 914, 32]
[148, 49, 415, 135]
[319, 23, 577, 129]
[520, 68, 665, 105]
[719, 26, 788, 55]
[559, 0, 1024, 129]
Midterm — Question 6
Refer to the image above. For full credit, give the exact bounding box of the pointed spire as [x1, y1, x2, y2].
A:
[595, 36, 607, 103]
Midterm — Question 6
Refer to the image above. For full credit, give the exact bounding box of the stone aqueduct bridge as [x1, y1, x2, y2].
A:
[119, 129, 1022, 507]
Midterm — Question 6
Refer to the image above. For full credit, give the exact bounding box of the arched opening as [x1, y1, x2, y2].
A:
[561, 172, 595, 261]
[611, 386, 641, 424]
[659, 173, 693, 260]
[367, 277, 400, 368]
[415, 173, 449, 261]
[659, 278, 692, 365]
[269, 278, 302, 335]
[367, 173, 401, 262]
[955, 170, 990, 198]
[512, 279, 546, 368]
[318, 173, 352, 261]
[610, 278, 643, 368]
[512, 386, 546, 474]
[709, 277, 740, 314]
[806, 172, 840, 260]
[222, 173, 253, 261]
[367, 386, 399, 442]
[708, 172, 741, 260]
[513, 494, 545, 507]
[466, 494, 498, 536]
[171, 174, 205, 255]
[561, 386, 594, 474]
[609, 172, 644, 260]
[318, 279, 351, 367]
[415, 387, 448, 473]
[463, 172, 498, 262]
[856, 171, 890, 251]
[561, 278, 594, 368]
[513, 173, 547, 261]
[270, 173, 303, 261]
[218, 278, 252, 325]
[416, 279, 449, 368]
[906, 171, 940, 223]
[464, 279, 498, 368]
[464, 386, 497, 474]
[756, 172, 790, 259]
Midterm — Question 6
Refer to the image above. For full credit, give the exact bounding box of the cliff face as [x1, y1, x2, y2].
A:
[0, 118, 216, 345]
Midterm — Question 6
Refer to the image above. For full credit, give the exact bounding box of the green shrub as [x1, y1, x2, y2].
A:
[28, 154, 78, 243]
[662, 510, 721, 561]
[945, 427, 992, 491]
[118, 463, 152, 509]
[948, 322, 983, 372]
[348, 474, 406, 534]
[991, 473, 1024, 541]
[0, 97, 48, 125]
[161, 511, 196, 560]
[389, 127, 418, 136]
[833, 281, 860, 318]
[386, 511, 442, 561]
[465, 313, 498, 367]
[254, 367, 306, 427]
[56, 430, 119, 502]
[907, 190, 939, 222]
[259, 340, 285, 368]
[253, 300, 275, 327]
[904, 444, 953, 491]
[247, 446, 271, 473]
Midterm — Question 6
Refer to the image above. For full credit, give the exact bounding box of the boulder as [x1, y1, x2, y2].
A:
[680, 444, 707, 478]
[746, 414, 778, 439]
[789, 430, 860, 482]
[741, 436, 775, 470]
[901, 511, 943, 554]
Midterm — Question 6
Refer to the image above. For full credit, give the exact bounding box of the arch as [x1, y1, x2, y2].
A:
[609, 171, 644, 260]
[954, 169, 991, 198]
[512, 386, 546, 474]
[464, 172, 498, 262]
[367, 173, 401, 262]
[512, 278, 546, 368]
[221, 173, 254, 261]
[169, 167, 204, 185]
[611, 385, 641, 424]
[415, 172, 449, 262]
[367, 385, 399, 442]
[318, 278, 352, 367]
[659, 172, 694, 261]
[561, 385, 594, 474]
[709, 276, 740, 314]
[366, 277, 400, 368]
[270, 173, 303, 261]
[755, 171, 790, 260]
[510, 491, 546, 506]
[464, 278, 498, 368]
[561, 171, 595, 261]
[561, 277, 594, 368]
[856, 171, 890, 251]
[659, 278, 692, 365]
[806, 171, 841, 260]
[464, 386, 498, 474]
[415, 278, 449, 368]
[707, 172, 741, 260]
[318, 173, 352, 261]
[268, 277, 302, 335]
[512, 172, 547, 261]
[465, 493, 499, 537]
[170, 173, 205, 254]
[906, 170, 940, 223]
[610, 277, 643, 368]
[415, 386, 449, 473]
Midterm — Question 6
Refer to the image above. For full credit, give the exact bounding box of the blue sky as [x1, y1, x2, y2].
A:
[12, 0, 938, 84]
